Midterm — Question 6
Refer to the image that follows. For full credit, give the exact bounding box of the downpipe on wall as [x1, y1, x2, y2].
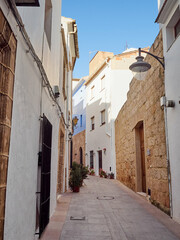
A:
[161, 96, 173, 218]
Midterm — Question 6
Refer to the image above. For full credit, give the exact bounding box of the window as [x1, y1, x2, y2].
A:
[174, 19, 180, 39]
[166, 7, 180, 50]
[91, 116, 95, 130]
[91, 85, 94, 99]
[15, 0, 40, 6]
[90, 151, 94, 168]
[44, 0, 52, 48]
[101, 110, 105, 125]
[80, 115, 82, 127]
[101, 75, 105, 91]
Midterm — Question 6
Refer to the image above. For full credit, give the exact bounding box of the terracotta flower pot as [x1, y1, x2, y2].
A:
[73, 186, 80, 192]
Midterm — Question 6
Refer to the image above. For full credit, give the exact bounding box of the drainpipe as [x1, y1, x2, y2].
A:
[66, 22, 77, 188]
[105, 58, 111, 137]
[161, 96, 173, 217]
[66, 68, 70, 191]
[64, 23, 74, 192]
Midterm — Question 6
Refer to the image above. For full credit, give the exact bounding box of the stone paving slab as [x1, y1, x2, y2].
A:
[60, 176, 180, 240]
[40, 194, 72, 240]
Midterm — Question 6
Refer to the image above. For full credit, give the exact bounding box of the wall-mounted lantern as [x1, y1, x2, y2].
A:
[129, 48, 164, 80]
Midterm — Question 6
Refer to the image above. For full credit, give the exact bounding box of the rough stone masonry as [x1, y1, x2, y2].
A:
[115, 30, 170, 214]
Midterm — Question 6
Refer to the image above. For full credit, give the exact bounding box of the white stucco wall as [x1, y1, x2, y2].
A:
[158, 0, 165, 10]
[61, 16, 78, 192]
[86, 66, 112, 175]
[110, 69, 134, 178]
[18, 0, 62, 87]
[158, 0, 180, 223]
[72, 79, 86, 135]
[1, 1, 65, 239]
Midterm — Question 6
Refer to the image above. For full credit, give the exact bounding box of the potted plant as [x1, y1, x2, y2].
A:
[69, 162, 82, 192]
[104, 172, 108, 178]
[99, 169, 107, 178]
[109, 172, 114, 179]
[99, 169, 104, 177]
[90, 168, 95, 176]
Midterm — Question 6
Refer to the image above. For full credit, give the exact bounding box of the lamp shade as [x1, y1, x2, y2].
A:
[15, 0, 40, 6]
[129, 56, 151, 73]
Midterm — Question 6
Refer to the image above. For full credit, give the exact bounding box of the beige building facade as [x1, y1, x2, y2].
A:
[72, 130, 86, 165]
[115, 31, 170, 213]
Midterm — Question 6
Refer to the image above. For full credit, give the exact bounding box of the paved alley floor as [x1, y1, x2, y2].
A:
[59, 176, 180, 240]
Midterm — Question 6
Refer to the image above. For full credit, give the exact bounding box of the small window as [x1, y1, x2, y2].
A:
[80, 115, 82, 127]
[174, 19, 180, 39]
[91, 116, 95, 130]
[91, 85, 94, 99]
[101, 75, 105, 91]
[90, 151, 94, 168]
[166, 7, 180, 50]
[101, 110, 105, 125]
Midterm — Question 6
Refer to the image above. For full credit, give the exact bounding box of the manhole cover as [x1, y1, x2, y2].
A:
[70, 216, 86, 221]
[97, 196, 115, 200]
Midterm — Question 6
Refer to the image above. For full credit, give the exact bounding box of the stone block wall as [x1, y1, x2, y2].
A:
[0, 9, 17, 239]
[57, 118, 65, 194]
[72, 130, 86, 165]
[115, 31, 170, 213]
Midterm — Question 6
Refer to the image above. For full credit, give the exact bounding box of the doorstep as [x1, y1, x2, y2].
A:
[40, 191, 73, 240]
[137, 191, 150, 202]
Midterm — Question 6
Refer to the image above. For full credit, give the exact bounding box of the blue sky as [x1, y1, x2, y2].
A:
[62, 0, 159, 79]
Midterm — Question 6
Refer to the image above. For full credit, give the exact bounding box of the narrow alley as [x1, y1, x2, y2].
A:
[42, 176, 180, 240]
[1, 1, 180, 240]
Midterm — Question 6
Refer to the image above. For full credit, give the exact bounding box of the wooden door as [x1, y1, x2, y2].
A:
[98, 150, 102, 170]
[39, 115, 52, 237]
[139, 124, 146, 193]
[79, 147, 83, 165]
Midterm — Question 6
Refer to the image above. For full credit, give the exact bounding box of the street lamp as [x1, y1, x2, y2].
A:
[129, 48, 164, 78]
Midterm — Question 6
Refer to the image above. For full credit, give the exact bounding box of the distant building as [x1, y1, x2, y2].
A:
[72, 77, 87, 165]
[156, 0, 180, 223]
[58, 16, 79, 194]
[85, 50, 142, 176]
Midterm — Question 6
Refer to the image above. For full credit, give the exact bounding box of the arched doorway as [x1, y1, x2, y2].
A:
[79, 147, 83, 165]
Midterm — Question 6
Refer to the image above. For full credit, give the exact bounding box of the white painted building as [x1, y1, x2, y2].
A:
[85, 50, 142, 177]
[156, 0, 180, 223]
[60, 16, 79, 192]
[0, 1, 78, 239]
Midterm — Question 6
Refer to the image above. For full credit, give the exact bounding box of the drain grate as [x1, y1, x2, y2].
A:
[97, 196, 115, 200]
[70, 216, 86, 221]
